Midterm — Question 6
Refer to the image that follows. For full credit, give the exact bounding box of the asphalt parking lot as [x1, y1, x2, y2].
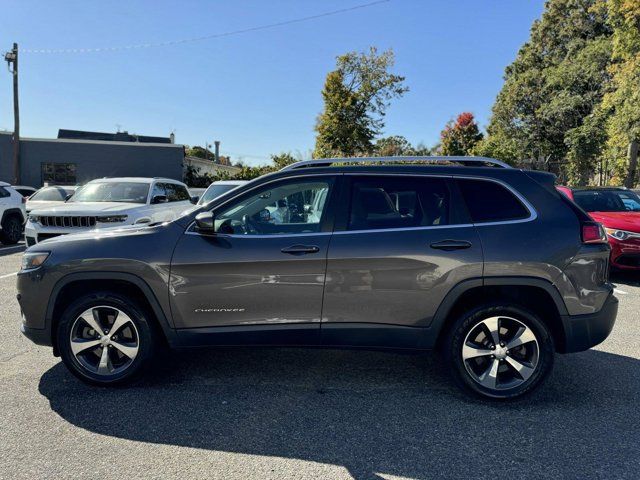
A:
[1, 246, 639, 480]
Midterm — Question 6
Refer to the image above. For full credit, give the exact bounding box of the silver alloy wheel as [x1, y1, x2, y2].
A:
[462, 316, 539, 391]
[69, 306, 139, 376]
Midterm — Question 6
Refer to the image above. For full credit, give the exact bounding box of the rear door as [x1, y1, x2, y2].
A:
[321, 174, 483, 348]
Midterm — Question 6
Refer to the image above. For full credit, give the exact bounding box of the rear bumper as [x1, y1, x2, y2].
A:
[561, 293, 618, 353]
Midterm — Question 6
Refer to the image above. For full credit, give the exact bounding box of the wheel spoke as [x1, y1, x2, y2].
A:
[70, 338, 101, 356]
[462, 343, 493, 360]
[505, 356, 535, 381]
[478, 358, 500, 389]
[110, 340, 138, 360]
[81, 310, 103, 335]
[97, 346, 111, 375]
[108, 311, 132, 338]
[507, 325, 537, 350]
[481, 317, 501, 346]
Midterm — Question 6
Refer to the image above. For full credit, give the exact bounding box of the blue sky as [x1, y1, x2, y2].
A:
[1, 0, 544, 165]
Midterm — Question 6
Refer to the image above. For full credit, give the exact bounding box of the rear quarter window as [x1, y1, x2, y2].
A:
[456, 178, 530, 223]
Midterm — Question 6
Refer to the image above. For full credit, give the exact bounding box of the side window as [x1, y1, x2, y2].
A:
[348, 176, 450, 231]
[166, 183, 190, 202]
[214, 178, 333, 235]
[150, 183, 166, 202]
[456, 178, 530, 223]
[0, 187, 9, 198]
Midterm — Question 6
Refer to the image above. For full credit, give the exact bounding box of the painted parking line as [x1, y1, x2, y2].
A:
[0, 271, 18, 280]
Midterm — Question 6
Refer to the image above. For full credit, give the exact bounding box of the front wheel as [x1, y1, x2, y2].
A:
[57, 292, 158, 386]
[444, 305, 554, 400]
[0, 215, 22, 245]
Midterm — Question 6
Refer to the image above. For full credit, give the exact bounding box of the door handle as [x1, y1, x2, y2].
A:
[281, 245, 320, 255]
[430, 240, 472, 251]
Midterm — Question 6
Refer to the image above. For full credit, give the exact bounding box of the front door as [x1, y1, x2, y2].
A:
[321, 174, 483, 348]
[169, 175, 338, 345]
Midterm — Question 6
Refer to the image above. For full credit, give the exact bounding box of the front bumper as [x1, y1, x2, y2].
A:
[20, 323, 52, 347]
[609, 236, 640, 270]
[561, 293, 618, 353]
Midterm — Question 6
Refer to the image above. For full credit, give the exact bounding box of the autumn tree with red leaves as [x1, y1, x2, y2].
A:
[439, 112, 484, 156]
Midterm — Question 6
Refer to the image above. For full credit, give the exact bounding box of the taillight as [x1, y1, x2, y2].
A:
[21, 196, 26, 204]
[582, 222, 607, 244]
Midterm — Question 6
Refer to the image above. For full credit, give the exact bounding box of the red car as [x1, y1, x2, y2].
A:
[557, 186, 640, 270]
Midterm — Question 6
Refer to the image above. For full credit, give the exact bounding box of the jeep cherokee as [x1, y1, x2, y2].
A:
[17, 156, 618, 399]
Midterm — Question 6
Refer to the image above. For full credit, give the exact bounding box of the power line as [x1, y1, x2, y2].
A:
[23, 0, 390, 54]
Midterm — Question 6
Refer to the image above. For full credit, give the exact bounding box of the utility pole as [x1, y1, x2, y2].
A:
[4, 43, 19, 184]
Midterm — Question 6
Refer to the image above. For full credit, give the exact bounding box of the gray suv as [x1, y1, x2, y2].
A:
[18, 157, 618, 399]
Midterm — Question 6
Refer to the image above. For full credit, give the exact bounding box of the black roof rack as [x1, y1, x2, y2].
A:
[280, 156, 512, 171]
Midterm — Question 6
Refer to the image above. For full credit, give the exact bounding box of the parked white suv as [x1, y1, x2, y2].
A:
[0, 181, 26, 245]
[25, 177, 193, 246]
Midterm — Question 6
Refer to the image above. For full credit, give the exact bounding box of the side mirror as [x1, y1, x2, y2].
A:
[152, 194, 168, 204]
[65, 194, 73, 201]
[195, 211, 215, 233]
[190, 196, 199, 204]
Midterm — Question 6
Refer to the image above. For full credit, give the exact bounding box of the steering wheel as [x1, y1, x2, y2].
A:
[242, 214, 259, 235]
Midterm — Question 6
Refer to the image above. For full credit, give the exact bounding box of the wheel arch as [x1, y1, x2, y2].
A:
[47, 272, 178, 356]
[431, 277, 569, 353]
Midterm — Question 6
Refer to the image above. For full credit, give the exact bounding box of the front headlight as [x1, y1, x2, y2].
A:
[605, 228, 636, 241]
[21, 252, 50, 271]
[96, 215, 128, 223]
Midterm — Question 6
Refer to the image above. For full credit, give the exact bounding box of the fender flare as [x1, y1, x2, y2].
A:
[46, 271, 179, 349]
[427, 276, 569, 347]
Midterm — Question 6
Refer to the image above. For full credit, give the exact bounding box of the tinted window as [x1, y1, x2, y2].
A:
[457, 179, 529, 223]
[573, 189, 640, 212]
[164, 183, 190, 202]
[14, 188, 34, 197]
[348, 176, 449, 231]
[0, 187, 9, 198]
[30, 187, 67, 201]
[199, 184, 240, 204]
[150, 183, 166, 201]
[215, 179, 333, 235]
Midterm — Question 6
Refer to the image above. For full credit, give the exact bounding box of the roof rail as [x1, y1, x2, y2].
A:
[280, 156, 512, 171]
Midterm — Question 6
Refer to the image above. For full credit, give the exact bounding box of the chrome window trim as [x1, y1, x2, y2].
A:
[185, 171, 537, 238]
[184, 230, 333, 239]
[338, 173, 537, 233]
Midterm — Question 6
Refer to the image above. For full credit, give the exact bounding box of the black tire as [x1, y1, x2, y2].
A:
[57, 291, 158, 386]
[443, 304, 554, 400]
[0, 215, 22, 245]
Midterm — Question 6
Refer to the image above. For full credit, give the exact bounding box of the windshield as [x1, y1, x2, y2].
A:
[29, 187, 71, 202]
[573, 190, 640, 212]
[70, 182, 149, 203]
[198, 184, 240, 205]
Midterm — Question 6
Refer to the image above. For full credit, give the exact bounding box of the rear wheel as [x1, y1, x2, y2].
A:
[57, 292, 157, 386]
[0, 215, 22, 245]
[444, 305, 554, 399]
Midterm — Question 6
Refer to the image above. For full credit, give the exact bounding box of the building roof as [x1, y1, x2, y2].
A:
[58, 129, 172, 144]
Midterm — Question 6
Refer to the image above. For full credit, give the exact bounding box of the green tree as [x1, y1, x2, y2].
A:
[373, 135, 426, 156]
[480, 0, 612, 183]
[600, 0, 640, 185]
[439, 112, 483, 156]
[314, 47, 408, 158]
